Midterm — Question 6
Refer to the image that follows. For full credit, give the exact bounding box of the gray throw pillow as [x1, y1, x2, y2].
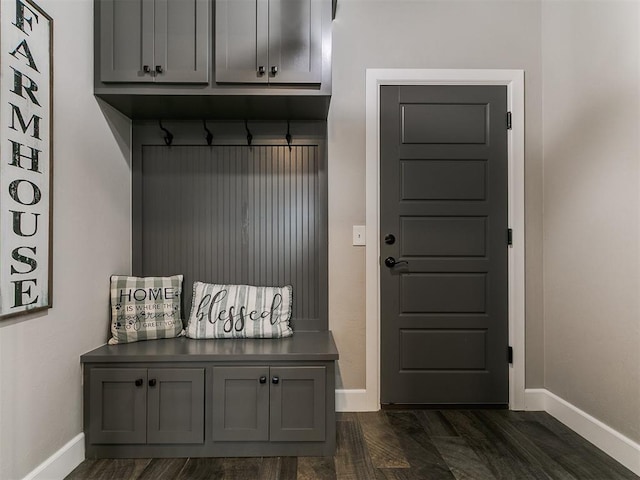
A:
[186, 282, 293, 339]
[109, 275, 184, 344]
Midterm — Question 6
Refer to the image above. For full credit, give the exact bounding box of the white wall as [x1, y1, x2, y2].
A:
[0, 1, 131, 478]
[328, 0, 544, 389]
[542, 0, 640, 443]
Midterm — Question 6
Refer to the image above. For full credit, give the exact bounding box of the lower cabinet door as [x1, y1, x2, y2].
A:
[147, 368, 205, 444]
[89, 368, 147, 444]
[212, 366, 270, 441]
[270, 366, 326, 442]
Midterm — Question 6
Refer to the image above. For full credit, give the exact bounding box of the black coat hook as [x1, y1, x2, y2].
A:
[159, 120, 173, 146]
[203, 120, 213, 146]
[285, 120, 292, 152]
[245, 120, 253, 147]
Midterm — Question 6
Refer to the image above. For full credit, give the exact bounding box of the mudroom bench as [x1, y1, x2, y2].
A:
[81, 331, 339, 458]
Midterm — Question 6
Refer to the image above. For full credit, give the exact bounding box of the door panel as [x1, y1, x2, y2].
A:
[212, 366, 270, 441]
[268, 0, 322, 83]
[155, 0, 209, 83]
[270, 366, 325, 442]
[215, 0, 269, 83]
[147, 368, 205, 444]
[400, 329, 487, 370]
[89, 368, 147, 444]
[400, 274, 486, 313]
[400, 217, 487, 257]
[380, 85, 508, 405]
[400, 160, 487, 201]
[100, 0, 154, 82]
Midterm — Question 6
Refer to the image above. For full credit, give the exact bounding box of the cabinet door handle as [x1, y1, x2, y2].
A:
[155, 65, 163, 74]
[259, 376, 267, 384]
[258, 66, 266, 76]
[270, 65, 278, 76]
[143, 65, 151, 74]
[272, 376, 279, 384]
[149, 379, 157, 387]
[135, 378, 144, 387]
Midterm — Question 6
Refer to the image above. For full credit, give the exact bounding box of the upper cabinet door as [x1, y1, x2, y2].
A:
[100, 0, 155, 82]
[154, 0, 209, 83]
[268, 0, 322, 84]
[215, 0, 269, 83]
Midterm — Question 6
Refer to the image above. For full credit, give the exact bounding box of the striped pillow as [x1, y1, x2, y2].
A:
[186, 283, 293, 339]
[109, 275, 184, 344]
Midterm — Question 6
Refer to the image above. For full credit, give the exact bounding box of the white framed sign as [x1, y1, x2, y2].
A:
[0, 0, 52, 319]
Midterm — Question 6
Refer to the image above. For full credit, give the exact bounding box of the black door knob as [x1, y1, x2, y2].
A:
[272, 376, 279, 384]
[259, 376, 267, 384]
[149, 379, 157, 387]
[384, 256, 408, 268]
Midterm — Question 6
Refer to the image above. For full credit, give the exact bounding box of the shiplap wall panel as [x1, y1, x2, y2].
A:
[137, 145, 322, 331]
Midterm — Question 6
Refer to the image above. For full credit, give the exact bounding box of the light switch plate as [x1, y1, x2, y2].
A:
[353, 225, 366, 246]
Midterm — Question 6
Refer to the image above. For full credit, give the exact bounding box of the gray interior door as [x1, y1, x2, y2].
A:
[380, 85, 509, 406]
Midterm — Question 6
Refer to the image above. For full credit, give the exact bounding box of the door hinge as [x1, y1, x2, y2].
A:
[507, 228, 513, 246]
[508, 346, 513, 364]
[507, 111, 512, 130]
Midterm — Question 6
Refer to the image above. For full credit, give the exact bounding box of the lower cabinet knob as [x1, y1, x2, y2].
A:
[135, 378, 143, 387]
[259, 376, 267, 384]
[149, 379, 157, 387]
[272, 376, 279, 384]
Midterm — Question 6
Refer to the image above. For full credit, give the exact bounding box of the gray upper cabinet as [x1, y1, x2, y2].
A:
[100, 0, 209, 83]
[215, 0, 322, 84]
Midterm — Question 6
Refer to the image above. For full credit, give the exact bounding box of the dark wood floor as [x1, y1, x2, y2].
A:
[66, 410, 639, 480]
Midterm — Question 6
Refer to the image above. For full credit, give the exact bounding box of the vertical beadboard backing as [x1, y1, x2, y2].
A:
[135, 143, 325, 331]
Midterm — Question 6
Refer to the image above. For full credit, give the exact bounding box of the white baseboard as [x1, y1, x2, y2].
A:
[525, 388, 640, 476]
[22, 433, 84, 480]
[336, 388, 378, 412]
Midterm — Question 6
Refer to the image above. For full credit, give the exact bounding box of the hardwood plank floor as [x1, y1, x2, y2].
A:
[66, 410, 639, 480]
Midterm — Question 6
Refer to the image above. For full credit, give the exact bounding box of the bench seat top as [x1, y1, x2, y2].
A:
[81, 331, 339, 363]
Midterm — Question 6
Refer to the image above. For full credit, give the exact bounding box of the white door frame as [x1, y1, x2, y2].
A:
[360, 69, 525, 411]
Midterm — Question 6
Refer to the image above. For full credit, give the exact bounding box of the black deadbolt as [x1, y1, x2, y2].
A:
[384, 234, 396, 245]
